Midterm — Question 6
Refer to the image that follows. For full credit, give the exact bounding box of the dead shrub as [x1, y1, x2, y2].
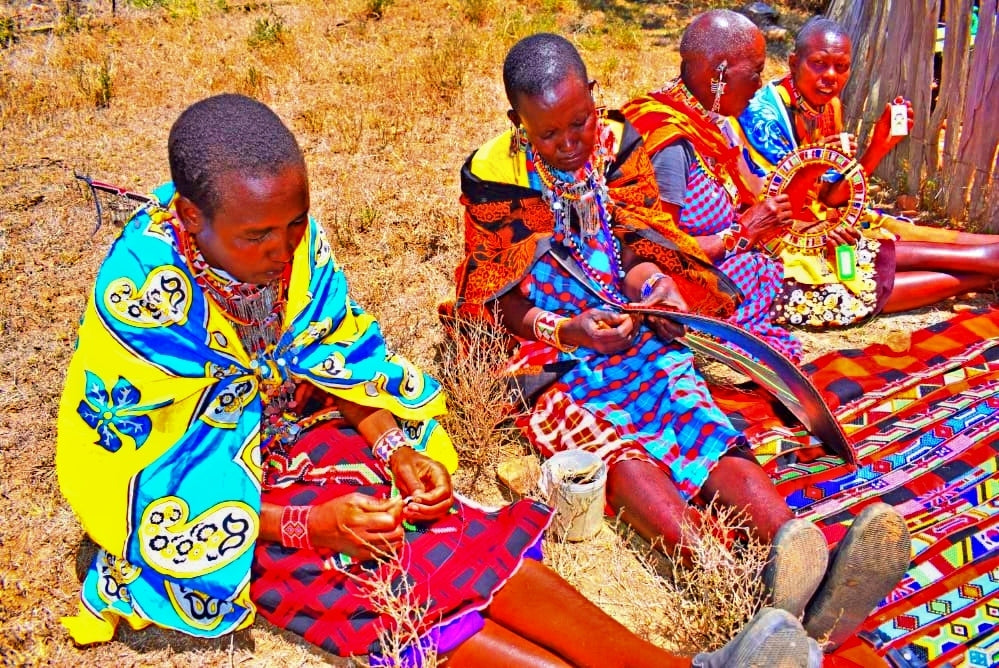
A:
[434, 314, 528, 483]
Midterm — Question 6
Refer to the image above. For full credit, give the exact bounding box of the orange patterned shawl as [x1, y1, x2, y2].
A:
[621, 81, 759, 208]
[445, 112, 739, 325]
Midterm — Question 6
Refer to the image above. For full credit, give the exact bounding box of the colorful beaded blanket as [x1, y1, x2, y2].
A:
[725, 308, 999, 667]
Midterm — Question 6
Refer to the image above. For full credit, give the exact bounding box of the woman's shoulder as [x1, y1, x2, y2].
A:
[466, 129, 529, 187]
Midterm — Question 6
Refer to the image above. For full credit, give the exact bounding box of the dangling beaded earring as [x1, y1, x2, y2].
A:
[590, 78, 607, 116]
[710, 60, 728, 113]
[509, 124, 528, 156]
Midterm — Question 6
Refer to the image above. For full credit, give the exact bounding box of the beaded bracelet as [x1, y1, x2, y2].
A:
[373, 427, 408, 463]
[533, 310, 578, 353]
[718, 223, 752, 258]
[280, 505, 313, 550]
[640, 272, 668, 300]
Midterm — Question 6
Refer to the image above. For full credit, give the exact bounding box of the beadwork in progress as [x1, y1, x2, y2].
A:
[760, 144, 868, 257]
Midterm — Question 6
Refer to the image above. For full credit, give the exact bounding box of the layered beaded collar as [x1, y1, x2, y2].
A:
[522, 119, 628, 304]
[780, 73, 826, 120]
[175, 224, 289, 355]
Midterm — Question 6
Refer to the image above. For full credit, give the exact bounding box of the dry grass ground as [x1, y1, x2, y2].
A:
[0, 1, 993, 665]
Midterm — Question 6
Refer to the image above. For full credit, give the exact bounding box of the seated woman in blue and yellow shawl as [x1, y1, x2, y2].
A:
[57, 93, 819, 667]
[734, 16, 999, 328]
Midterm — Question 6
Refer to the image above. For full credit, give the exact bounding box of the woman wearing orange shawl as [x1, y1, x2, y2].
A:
[621, 9, 803, 360]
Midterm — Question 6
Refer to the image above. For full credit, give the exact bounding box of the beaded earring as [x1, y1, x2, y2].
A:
[509, 124, 528, 156]
[710, 60, 728, 113]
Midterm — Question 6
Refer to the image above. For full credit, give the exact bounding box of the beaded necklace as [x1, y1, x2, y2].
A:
[168, 214, 315, 460]
[177, 227, 289, 356]
[523, 121, 628, 305]
[779, 74, 829, 144]
[783, 74, 825, 120]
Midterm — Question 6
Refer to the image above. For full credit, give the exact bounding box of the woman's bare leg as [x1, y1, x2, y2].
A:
[883, 217, 999, 246]
[606, 458, 706, 557]
[445, 619, 570, 667]
[483, 560, 692, 668]
[883, 271, 994, 312]
[698, 454, 794, 544]
[894, 241, 999, 275]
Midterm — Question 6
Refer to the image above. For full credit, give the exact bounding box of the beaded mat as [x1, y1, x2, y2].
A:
[728, 308, 999, 668]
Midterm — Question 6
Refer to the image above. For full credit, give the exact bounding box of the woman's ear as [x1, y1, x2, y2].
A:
[788, 51, 799, 71]
[506, 108, 521, 127]
[174, 195, 206, 235]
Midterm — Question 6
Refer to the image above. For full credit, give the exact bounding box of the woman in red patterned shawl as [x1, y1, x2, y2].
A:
[446, 32, 911, 653]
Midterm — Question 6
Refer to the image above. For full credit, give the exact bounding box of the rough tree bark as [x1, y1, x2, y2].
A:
[826, 0, 998, 230]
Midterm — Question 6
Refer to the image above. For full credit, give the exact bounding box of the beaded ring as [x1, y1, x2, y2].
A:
[718, 223, 752, 259]
[280, 505, 312, 550]
[640, 272, 668, 300]
[760, 143, 867, 258]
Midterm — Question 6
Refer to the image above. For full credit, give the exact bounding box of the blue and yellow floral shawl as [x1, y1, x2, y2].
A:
[57, 183, 456, 644]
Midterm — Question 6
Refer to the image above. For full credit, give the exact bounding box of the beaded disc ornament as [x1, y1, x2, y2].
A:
[759, 143, 867, 257]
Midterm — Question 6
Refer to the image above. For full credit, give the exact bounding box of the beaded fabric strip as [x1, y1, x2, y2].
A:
[373, 427, 408, 463]
[280, 505, 313, 549]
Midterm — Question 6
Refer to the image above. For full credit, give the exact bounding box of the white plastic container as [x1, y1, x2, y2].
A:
[539, 450, 607, 541]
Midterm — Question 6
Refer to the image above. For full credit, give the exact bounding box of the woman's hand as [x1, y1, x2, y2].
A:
[869, 97, 914, 156]
[630, 275, 688, 342]
[390, 446, 453, 523]
[820, 132, 859, 157]
[561, 309, 639, 354]
[825, 224, 861, 249]
[308, 493, 405, 560]
[738, 194, 792, 247]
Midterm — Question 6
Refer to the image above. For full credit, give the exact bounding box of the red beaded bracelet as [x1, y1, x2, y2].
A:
[280, 505, 312, 550]
[533, 310, 578, 353]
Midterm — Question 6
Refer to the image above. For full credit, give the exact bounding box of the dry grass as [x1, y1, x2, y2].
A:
[1, 0, 994, 665]
[435, 313, 528, 484]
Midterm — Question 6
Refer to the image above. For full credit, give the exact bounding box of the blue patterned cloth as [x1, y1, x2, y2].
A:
[57, 183, 454, 644]
[526, 250, 743, 500]
[736, 83, 797, 177]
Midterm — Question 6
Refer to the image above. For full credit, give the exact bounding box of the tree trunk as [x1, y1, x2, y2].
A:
[827, 0, 998, 229]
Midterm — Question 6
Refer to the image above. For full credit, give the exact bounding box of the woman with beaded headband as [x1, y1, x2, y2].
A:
[621, 9, 803, 361]
[733, 16, 999, 329]
[446, 32, 910, 654]
[58, 93, 820, 667]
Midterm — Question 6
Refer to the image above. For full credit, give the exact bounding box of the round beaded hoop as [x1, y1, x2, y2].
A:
[760, 143, 868, 257]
